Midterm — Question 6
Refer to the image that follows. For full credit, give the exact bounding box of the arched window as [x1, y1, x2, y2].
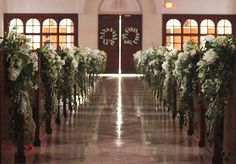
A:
[26, 19, 40, 50]
[183, 19, 198, 44]
[59, 19, 74, 48]
[200, 19, 215, 44]
[42, 19, 58, 48]
[217, 19, 232, 35]
[163, 15, 235, 50]
[166, 19, 181, 50]
[9, 18, 24, 33]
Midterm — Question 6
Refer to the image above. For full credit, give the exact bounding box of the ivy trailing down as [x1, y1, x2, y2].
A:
[0, 29, 38, 148]
[173, 40, 199, 134]
[37, 46, 65, 134]
[198, 35, 236, 131]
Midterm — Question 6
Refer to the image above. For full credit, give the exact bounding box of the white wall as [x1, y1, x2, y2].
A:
[0, 0, 5, 37]
[140, 0, 162, 49]
[155, 0, 236, 14]
[79, 0, 101, 49]
[100, 0, 141, 14]
[5, 0, 85, 13]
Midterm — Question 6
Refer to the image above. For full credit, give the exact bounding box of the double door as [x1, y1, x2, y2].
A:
[98, 15, 142, 73]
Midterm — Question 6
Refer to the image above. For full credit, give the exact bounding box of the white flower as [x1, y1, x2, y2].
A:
[30, 52, 39, 72]
[60, 59, 65, 65]
[49, 52, 55, 59]
[8, 68, 21, 81]
[190, 49, 197, 57]
[162, 61, 169, 71]
[71, 59, 78, 69]
[203, 49, 218, 64]
[183, 42, 188, 52]
[215, 78, 222, 85]
[154, 70, 159, 75]
[30, 52, 38, 61]
[33, 61, 38, 72]
[178, 52, 189, 61]
[21, 99, 27, 112]
[198, 72, 204, 79]
[197, 60, 206, 67]
[149, 60, 157, 67]
[170, 49, 178, 56]
[205, 35, 215, 42]
[16, 59, 23, 68]
[215, 36, 226, 45]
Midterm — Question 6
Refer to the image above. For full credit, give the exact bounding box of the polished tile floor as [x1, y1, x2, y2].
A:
[28, 77, 211, 164]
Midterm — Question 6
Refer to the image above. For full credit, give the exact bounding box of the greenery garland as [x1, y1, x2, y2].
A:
[162, 49, 178, 116]
[59, 45, 78, 112]
[173, 40, 199, 131]
[0, 29, 37, 147]
[197, 35, 236, 131]
[37, 46, 65, 133]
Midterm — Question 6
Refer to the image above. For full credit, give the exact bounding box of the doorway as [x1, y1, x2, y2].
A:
[98, 15, 142, 73]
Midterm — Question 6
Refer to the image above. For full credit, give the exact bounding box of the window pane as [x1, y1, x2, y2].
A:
[59, 42, 74, 48]
[174, 27, 181, 33]
[59, 35, 74, 46]
[59, 18, 74, 33]
[225, 27, 232, 34]
[166, 35, 181, 50]
[217, 19, 232, 35]
[217, 27, 224, 34]
[166, 36, 173, 50]
[200, 36, 206, 47]
[190, 36, 198, 43]
[9, 18, 24, 33]
[201, 27, 208, 34]
[208, 27, 215, 34]
[27, 35, 41, 50]
[183, 19, 198, 34]
[174, 43, 181, 50]
[200, 19, 215, 35]
[166, 19, 181, 34]
[183, 27, 190, 34]
[183, 36, 191, 43]
[26, 18, 40, 33]
[174, 36, 181, 43]
[43, 19, 57, 33]
[43, 35, 57, 48]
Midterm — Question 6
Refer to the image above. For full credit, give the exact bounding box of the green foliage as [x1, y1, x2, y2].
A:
[198, 35, 236, 130]
[0, 29, 37, 145]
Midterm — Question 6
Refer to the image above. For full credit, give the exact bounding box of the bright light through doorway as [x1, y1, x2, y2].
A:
[119, 15, 122, 74]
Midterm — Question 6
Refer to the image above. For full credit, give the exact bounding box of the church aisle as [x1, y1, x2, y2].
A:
[28, 77, 210, 164]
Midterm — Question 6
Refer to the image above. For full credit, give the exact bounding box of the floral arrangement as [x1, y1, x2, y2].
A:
[0, 29, 37, 146]
[173, 40, 199, 131]
[162, 49, 178, 116]
[37, 45, 65, 133]
[58, 45, 77, 112]
[197, 35, 236, 130]
[0, 28, 107, 147]
[162, 49, 178, 89]
[84, 47, 107, 75]
[134, 46, 167, 103]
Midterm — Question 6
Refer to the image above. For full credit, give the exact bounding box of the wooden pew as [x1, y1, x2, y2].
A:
[0, 49, 14, 164]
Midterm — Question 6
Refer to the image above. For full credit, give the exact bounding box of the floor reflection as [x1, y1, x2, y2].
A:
[27, 77, 210, 164]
